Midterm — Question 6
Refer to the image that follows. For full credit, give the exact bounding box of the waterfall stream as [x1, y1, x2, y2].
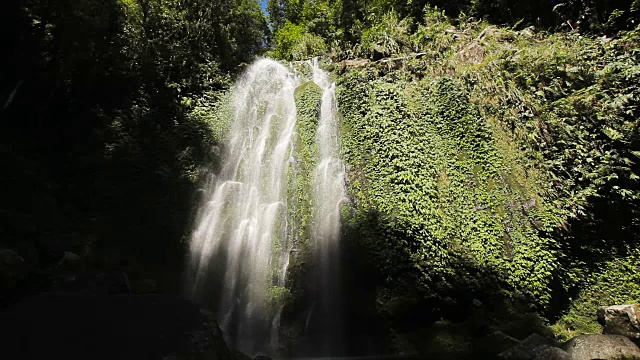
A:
[309, 58, 348, 355]
[186, 58, 298, 354]
[186, 57, 346, 357]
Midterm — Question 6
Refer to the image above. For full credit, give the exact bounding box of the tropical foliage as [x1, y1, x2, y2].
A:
[333, 11, 640, 341]
[3, 0, 640, 354]
[1, 0, 266, 292]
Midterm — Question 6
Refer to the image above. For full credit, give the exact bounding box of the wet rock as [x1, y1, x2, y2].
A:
[561, 334, 640, 360]
[498, 333, 556, 360]
[532, 347, 570, 360]
[598, 304, 640, 340]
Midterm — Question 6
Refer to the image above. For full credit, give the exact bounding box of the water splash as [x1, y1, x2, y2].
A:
[186, 58, 298, 354]
[309, 57, 348, 355]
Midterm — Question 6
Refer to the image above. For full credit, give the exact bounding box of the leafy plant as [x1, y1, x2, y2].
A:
[359, 13, 412, 58]
[270, 21, 328, 60]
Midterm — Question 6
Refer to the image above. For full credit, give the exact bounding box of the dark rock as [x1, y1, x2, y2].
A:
[130, 278, 157, 294]
[561, 334, 640, 360]
[0, 294, 236, 360]
[94, 271, 131, 294]
[0, 249, 25, 266]
[252, 354, 272, 360]
[233, 351, 252, 360]
[475, 331, 521, 356]
[0, 248, 28, 289]
[491, 299, 555, 340]
[55, 271, 131, 294]
[598, 304, 640, 340]
[498, 333, 556, 360]
[63, 251, 81, 261]
[532, 347, 570, 360]
[419, 320, 474, 359]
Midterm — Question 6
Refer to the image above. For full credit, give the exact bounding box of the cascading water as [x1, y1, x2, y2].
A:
[308, 58, 349, 355]
[186, 57, 348, 357]
[186, 58, 298, 354]
[311, 59, 347, 247]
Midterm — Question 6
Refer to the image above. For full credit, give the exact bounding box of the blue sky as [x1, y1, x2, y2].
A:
[261, 0, 267, 11]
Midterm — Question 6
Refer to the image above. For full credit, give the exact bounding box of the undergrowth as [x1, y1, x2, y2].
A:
[335, 14, 640, 339]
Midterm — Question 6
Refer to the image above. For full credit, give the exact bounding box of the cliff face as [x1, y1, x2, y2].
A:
[329, 23, 640, 340]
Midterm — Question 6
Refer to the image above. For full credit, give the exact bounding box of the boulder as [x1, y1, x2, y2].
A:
[63, 251, 82, 261]
[498, 333, 556, 360]
[474, 331, 521, 356]
[598, 304, 640, 340]
[532, 347, 571, 360]
[0, 249, 24, 265]
[561, 334, 640, 360]
[0, 248, 28, 289]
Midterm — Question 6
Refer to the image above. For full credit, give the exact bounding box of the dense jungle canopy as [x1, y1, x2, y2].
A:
[2, 0, 640, 358]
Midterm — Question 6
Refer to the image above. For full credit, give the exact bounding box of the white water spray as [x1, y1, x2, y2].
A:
[186, 57, 348, 356]
[186, 59, 298, 353]
[309, 58, 348, 354]
[311, 59, 347, 245]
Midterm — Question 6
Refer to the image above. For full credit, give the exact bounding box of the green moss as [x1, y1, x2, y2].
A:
[281, 79, 322, 295]
[337, 65, 557, 310]
[552, 248, 640, 341]
[290, 80, 323, 253]
[334, 21, 640, 329]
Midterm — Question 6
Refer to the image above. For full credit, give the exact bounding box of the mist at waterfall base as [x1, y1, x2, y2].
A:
[184, 58, 381, 358]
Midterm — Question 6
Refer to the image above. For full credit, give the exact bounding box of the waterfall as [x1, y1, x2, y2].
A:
[186, 58, 298, 354]
[185, 57, 348, 357]
[309, 58, 348, 355]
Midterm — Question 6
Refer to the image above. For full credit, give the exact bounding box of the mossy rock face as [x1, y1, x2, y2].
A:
[331, 25, 640, 344]
[295, 81, 322, 108]
[336, 66, 558, 313]
[277, 79, 323, 357]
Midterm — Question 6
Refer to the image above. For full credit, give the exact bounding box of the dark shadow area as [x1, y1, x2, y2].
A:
[546, 187, 640, 322]
[0, 293, 237, 360]
[0, 0, 223, 307]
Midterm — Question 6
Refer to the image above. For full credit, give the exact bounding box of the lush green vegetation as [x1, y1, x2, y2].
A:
[267, 0, 640, 60]
[329, 9, 640, 346]
[1, 0, 265, 295]
[3, 0, 640, 357]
